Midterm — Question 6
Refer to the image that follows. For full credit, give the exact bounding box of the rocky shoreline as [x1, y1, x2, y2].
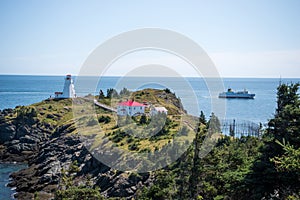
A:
[0, 102, 153, 199]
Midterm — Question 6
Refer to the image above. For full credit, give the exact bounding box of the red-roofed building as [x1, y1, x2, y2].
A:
[117, 100, 145, 116]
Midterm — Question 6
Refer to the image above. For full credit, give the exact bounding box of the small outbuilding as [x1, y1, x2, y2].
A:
[150, 106, 168, 116]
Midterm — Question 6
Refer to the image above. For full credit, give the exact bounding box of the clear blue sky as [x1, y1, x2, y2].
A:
[0, 0, 300, 77]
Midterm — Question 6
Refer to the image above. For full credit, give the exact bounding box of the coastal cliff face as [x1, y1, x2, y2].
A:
[0, 101, 152, 199]
[0, 89, 185, 199]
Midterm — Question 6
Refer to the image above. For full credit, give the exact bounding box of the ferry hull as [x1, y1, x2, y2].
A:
[218, 94, 255, 99]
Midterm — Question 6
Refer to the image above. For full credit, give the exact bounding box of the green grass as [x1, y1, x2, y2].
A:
[5, 89, 197, 155]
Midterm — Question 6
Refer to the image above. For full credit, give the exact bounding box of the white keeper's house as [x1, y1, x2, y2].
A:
[117, 100, 145, 116]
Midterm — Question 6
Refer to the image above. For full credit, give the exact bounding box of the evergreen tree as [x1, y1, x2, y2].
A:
[120, 87, 131, 96]
[189, 124, 206, 199]
[139, 115, 147, 125]
[207, 112, 221, 133]
[199, 111, 206, 125]
[247, 83, 300, 199]
[55, 161, 104, 200]
[98, 89, 105, 99]
[106, 88, 119, 98]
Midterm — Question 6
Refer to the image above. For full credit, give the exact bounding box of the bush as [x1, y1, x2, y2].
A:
[112, 134, 123, 143]
[55, 161, 104, 200]
[128, 142, 139, 151]
[139, 115, 147, 125]
[55, 186, 103, 200]
[111, 130, 127, 143]
[126, 137, 134, 143]
[98, 115, 111, 124]
[164, 88, 171, 93]
[16, 106, 38, 124]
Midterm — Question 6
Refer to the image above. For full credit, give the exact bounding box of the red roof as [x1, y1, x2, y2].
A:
[118, 100, 145, 107]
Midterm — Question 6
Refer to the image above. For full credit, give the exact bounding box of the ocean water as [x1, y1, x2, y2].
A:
[0, 163, 27, 199]
[0, 75, 300, 197]
[1, 75, 300, 124]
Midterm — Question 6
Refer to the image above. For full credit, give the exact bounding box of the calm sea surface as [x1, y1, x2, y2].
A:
[0, 75, 300, 198]
[1, 75, 300, 123]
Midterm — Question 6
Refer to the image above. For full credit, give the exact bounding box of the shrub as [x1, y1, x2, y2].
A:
[55, 186, 103, 200]
[98, 115, 111, 124]
[126, 137, 134, 143]
[164, 88, 171, 93]
[128, 142, 139, 151]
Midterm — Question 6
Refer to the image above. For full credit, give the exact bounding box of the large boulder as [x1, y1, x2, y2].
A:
[0, 122, 16, 143]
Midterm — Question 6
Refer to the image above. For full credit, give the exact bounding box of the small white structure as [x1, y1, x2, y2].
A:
[54, 74, 76, 99]
[117, 100, 145, 116]
[150, 106, 168, 116]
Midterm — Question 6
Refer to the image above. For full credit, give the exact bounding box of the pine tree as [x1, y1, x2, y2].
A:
[247, 83, 300, 199]
[207, 112, 221, 133]
[98, 89, 105, 99]
[199, 111, 206, 125]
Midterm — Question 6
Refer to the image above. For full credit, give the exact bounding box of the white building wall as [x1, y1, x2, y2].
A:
[61, 76, 76, 98]
[55, 75, 76, 99]
[150, 107, 168, 116]
[117, 105, 145, 116]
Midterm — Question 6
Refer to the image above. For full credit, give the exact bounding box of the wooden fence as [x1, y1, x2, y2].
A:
[220, 119, 262, 138]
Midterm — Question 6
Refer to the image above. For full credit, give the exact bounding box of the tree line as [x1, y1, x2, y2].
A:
[137, 82, 300, 199]
[53, 83, 300, 199]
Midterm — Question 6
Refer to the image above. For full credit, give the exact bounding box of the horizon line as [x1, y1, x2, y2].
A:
[0, 73, 300, 79]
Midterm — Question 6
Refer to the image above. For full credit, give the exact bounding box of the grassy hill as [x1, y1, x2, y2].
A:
[75, 88, 197, 159]
[6, 88, 197, 158]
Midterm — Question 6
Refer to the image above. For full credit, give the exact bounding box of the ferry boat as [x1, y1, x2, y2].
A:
[219, 88, 255, 99]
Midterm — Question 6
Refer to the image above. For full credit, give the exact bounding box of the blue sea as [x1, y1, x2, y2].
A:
[0, 75, 300, 198]
[0, 163, 26, 199]
[1, 75, 300, 123]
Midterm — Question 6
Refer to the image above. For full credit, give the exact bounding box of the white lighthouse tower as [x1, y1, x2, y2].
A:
[54, 74, 76, 99]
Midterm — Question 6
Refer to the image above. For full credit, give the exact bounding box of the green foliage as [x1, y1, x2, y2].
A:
[137, 171, 177, 200]
[98, 115, 111, 124]
[55, 186, 103, 200]
[55, 161, 104, 200]
[13, 87, 300, 199]
[247, 83, 300, 199]
[207, 112, 221, 133]
[119, 87, 131, 96]
[16, 106, 38, 124]
[139, 115, 148, 125]
[111, 129, 127, 143]
[199, 111, 206, 125]
[271, 140, 300, 173]
[128, 142, 139, 151]
[136, 125, 262, 200]
[107, 88, 119, 98]
[164, 88, 171, 94]
[98, 89, 105, 99]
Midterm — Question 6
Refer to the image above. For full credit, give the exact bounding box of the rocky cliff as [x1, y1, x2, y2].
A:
[0, 89, 186, 199]
[0, 99, 154, 199]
